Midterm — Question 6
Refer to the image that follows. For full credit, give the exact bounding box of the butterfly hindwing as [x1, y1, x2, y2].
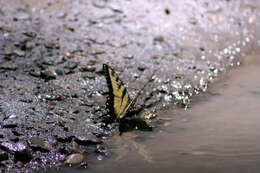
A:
[103, 64, 132, 118]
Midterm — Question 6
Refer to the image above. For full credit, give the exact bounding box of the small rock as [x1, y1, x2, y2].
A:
[79, 65, 96, 72]
[40, 70, 57, 80]
[28, 137, 50, 152]
[23, 31, 37, 38]
[63, 68, 74, 75]
[55, 68, 65, 76]
[154, 36, 164, 42]
[44, 94, 65, 101]
[165, 8, 171, 15]
[0, 134, 4, 138]
[54, 56, 67, 64]
[42, 57, 55, 65]
[55, 132, 73, 143]
[13, 49, 25, 57]
[2, 119, 18, 128]
[65, 153, 84, 165]
[58, 144, 69, 154]
[12, 130, 22, 136]
[137, 66, 146, 71]
[9, 136, 19, 143]
[123, 55, 134, 59]
[88, 60, 96, 66]
[64, 61, 78, 70]
[74, 134, 101, 146]
[82, 73, 95, 80]
[29, 70, 41, 77]
[189, 17, 198, 25]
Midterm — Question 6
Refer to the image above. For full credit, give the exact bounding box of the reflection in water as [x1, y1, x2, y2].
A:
[54, 54, 260, 173]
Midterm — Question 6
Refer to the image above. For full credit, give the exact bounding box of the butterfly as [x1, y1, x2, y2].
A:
[103, 64, 153, 133]
[103, 64, 139, 120]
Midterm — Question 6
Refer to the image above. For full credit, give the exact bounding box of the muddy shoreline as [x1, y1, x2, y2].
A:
[0, 0, 259, 172]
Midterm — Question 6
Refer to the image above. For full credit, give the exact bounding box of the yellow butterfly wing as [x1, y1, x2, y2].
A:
[103, 64, 132, 118]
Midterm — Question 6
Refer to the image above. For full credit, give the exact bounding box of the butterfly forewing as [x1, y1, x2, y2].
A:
[104, 64, 131, 118]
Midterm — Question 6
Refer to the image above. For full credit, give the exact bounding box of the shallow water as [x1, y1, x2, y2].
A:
[54, 54, 260, 173]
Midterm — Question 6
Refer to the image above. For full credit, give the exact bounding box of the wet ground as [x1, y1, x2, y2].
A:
[71, 53, 259, 173]
[0, 0, 260, 172]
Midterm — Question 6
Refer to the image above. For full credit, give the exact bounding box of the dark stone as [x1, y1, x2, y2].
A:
[55, 68, 65, 75]
[54, 132, 73, 143]
[0, 151, 8, 161]
[82, 73, 95, 80]
[2, 119, 18, 128]
[19, 98, 33, 103]
[63, 68, 74, 75]
[64, 61, 78, 70]
[165, 8, 170, 15]
[58, 144, 70, 154]
[12, 130, 22, 136]
[137, 66, 146, 71]
[9, 136, 19, 143]
[87, 59, 96, 65]
[0, 141, 32, 163]
[42, 57, 55, 65]
[154, 36, 164, 42]
[74, 134, 101, 146]
[14, 150, 33, 163]
[0, 134, 4, 138]
[29, 70, 41, 77]
[79, 65, 96, 72]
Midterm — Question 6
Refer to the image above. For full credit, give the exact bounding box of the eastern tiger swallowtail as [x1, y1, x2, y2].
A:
[103, 64, 144, 120]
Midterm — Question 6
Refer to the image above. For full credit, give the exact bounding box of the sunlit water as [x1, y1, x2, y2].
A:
[52, 54, 260, 173]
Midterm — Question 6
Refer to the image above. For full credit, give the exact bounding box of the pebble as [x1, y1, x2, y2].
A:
[74, 134, 101, 146]
[87, 59, 97, 65]
[28, 137, 50, 152]
[154, 36, 164, 42]
[64, 61, 78, 70]
[40, 70, 57, 80]
[65, 153, 84, 165]
[29, 71, 41, 77]
[79, 65, 96, 72]
[13, 49, 25, 57]
[54, 131, 73, 143]
[137, 66, 146, 71]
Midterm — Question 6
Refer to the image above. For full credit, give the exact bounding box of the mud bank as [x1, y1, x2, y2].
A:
[0, 0, 259, 172]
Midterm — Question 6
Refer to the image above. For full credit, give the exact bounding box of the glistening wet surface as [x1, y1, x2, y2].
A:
[52, 54, 260, 173]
